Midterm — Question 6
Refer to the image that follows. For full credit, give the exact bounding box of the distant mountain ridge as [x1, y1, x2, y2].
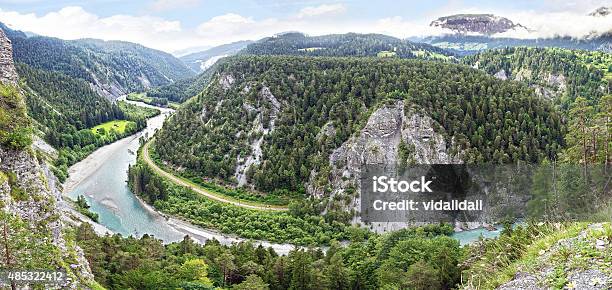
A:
[242, 32, 455, 59]
[149, 32, 455, 105]
[180, 40, 253, 73]
[0, 22, 194, 100]
[418, 34, 612, 55]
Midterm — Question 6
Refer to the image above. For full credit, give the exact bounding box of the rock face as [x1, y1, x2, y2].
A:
[0, 29, 17, 85]
[0, 149, 95, 288]
[234, 84, 281, 186]
[309, 101, 462, 232]
[431, 14, 526, 35]
[508, 68, 567, 100]
[0, 28, 95, 288]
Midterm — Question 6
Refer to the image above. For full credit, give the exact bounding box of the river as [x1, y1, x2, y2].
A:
[63, 96, 499, 254]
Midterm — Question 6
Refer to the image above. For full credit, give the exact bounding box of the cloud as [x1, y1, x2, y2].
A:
[296, 3, 346, 18]
[540, 0, 612, 13]
[373, 16, 453, 37]
[149, 0, 201, 12]
[195, 13, 282, 41]
[496, 10, 612, 39]
[2, 3, 610, 54]
[0, 6, 186, 51]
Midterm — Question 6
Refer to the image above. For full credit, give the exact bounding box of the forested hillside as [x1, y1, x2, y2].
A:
[145, 60, 220, 103]
[17, 63, 153, 180]
[2, 22, 194, 99]
[463, 47, 610, 106]
[463, 47, 611, 165]
[145, 33, 456, 105]
[154, 56, 564, 196]
[242, 32, 454, 60]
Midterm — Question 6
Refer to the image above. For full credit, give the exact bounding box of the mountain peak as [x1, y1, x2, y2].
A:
[430, 14, 525, 35]
[588, 6, 612, 17]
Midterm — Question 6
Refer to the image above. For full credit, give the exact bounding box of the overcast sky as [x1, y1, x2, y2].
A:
[0, 0, 611, 54]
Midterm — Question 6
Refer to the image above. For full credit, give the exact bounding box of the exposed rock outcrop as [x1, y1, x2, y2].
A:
[508, 68, 566, 100]
[0, 27, 95, 288]
[219, 73, 235, 91]
[0, 28, 17, 85]
[234, 85, 281, 186]
[430, 14, 527, 35]
[0, 148, 95, 288]
[309, 101, 461, 232]
[494, 69, 507, 80]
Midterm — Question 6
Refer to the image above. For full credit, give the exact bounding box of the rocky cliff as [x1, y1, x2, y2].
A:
[0, 28, 95, 289]
[307, 100, 464, 232]
[430, 14, 527, 35]
[0, 28, 17, 85]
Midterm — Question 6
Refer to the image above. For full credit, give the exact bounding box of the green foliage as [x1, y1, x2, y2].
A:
[146, 61, 219, 103]
[562, 95, 610, 164]
[126, 92, 172, 107]
[118, 100, 160, 120]
[5, 171, 27, 201]
[0, 84, 32, 150]
[128, 157, 351, 245]
[405, 260, 442, 290]
[463, 47, 608, 107]
[16, 63, 156, 181]
[233, 274, 269, 290]
[0, 211, 60, 272]
[18, 63, 124, 137]
[10, 34, 194, 93]
[459, 222, 586, 289]
[74, 195, 99, 222]
[90, 120, 134, 136]
[75, 222, 459, 290]
[155, 55, 564, 197]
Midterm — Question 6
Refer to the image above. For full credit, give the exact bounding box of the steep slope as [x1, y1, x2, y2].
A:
[145, 59, 221, 103]
[2, 22, 194, 100]
[180, 40, 253, 72]
[462, 47, 609, 106]
[0, 28, 97, 288]
[242, 32, 454, 60]
[153, 56, 564, 212]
